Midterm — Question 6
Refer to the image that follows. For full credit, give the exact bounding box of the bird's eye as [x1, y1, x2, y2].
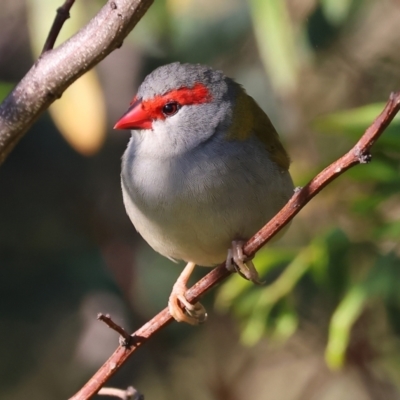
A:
[162, 102, 180, 117]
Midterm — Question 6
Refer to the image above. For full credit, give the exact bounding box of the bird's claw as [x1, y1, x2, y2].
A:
[168, 282, 208, 325]
[226, 240, 265, 285]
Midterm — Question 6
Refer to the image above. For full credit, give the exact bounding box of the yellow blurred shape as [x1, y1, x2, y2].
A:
[49, 71, 106, 156]
[27, 0, 106, 155]
[167, 0, 191, 15]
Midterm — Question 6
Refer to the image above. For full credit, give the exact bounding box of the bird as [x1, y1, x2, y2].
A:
[114, 62, 294, 325]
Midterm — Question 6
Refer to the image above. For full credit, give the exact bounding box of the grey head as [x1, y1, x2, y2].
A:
[137, 62, 230, 102]
[117, 63, 243, 158]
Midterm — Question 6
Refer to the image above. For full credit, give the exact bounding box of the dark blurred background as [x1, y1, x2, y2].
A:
[1, 0, 400, 399]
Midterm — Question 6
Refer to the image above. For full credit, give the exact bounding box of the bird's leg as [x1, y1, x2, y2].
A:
[168, 261, 208, 325]
[226, 240, 264, 285]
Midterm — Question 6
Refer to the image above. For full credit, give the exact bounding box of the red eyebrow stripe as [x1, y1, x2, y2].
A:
[139, 83, 212, 121]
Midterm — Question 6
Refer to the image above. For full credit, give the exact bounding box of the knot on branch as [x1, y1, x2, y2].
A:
[356, 151, 372, 164]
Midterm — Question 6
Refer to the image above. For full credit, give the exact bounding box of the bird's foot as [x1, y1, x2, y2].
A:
[168, 276, 208, 326]
[226, 240, 264, 285]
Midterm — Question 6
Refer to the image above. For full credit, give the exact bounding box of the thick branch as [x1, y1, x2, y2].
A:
[70, 92, 400, 400]
[0, 0, 153, 166]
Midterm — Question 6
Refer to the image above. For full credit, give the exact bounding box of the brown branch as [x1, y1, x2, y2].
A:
[41, 0, 76, 54]
[97, 313, 132, 346]
[69, 92, 400, 400]
[0, 0, 154, 166]
[242, 91, 400, 257]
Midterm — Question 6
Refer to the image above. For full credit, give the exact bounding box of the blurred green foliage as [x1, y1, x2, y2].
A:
[0, 81, 13, 102]
[213, 0, 400, 382]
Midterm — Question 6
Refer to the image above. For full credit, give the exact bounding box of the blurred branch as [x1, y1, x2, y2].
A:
[97, 313, 132, 346]
[70, 92, 400, 400]
[41, 0, 76, 54]
[0, 0, 154, 166]
[98, 386, 143, 400]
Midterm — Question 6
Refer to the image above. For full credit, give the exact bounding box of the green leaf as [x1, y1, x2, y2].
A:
[325, 284, 367, 370]
[314, 103, 389, 134]
[313, 103, 400, 151]
[257, 247, 314, 307]
[249, 0, 298, 94]
[321, 0, 353, 26]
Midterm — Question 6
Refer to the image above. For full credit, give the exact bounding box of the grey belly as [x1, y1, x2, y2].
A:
[121, 142, 293, 266]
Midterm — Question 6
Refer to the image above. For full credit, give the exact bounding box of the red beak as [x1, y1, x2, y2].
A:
[114, 98, 153, 130]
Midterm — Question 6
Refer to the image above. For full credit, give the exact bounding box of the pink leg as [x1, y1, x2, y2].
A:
[168, 262, 207, 325]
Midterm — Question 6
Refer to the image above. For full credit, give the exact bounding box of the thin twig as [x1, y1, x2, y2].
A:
[69, 92, 400, 400]
[97, 313, 132, 346]
[41, 0, 76, 54]
[98, 386, 143, 400]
